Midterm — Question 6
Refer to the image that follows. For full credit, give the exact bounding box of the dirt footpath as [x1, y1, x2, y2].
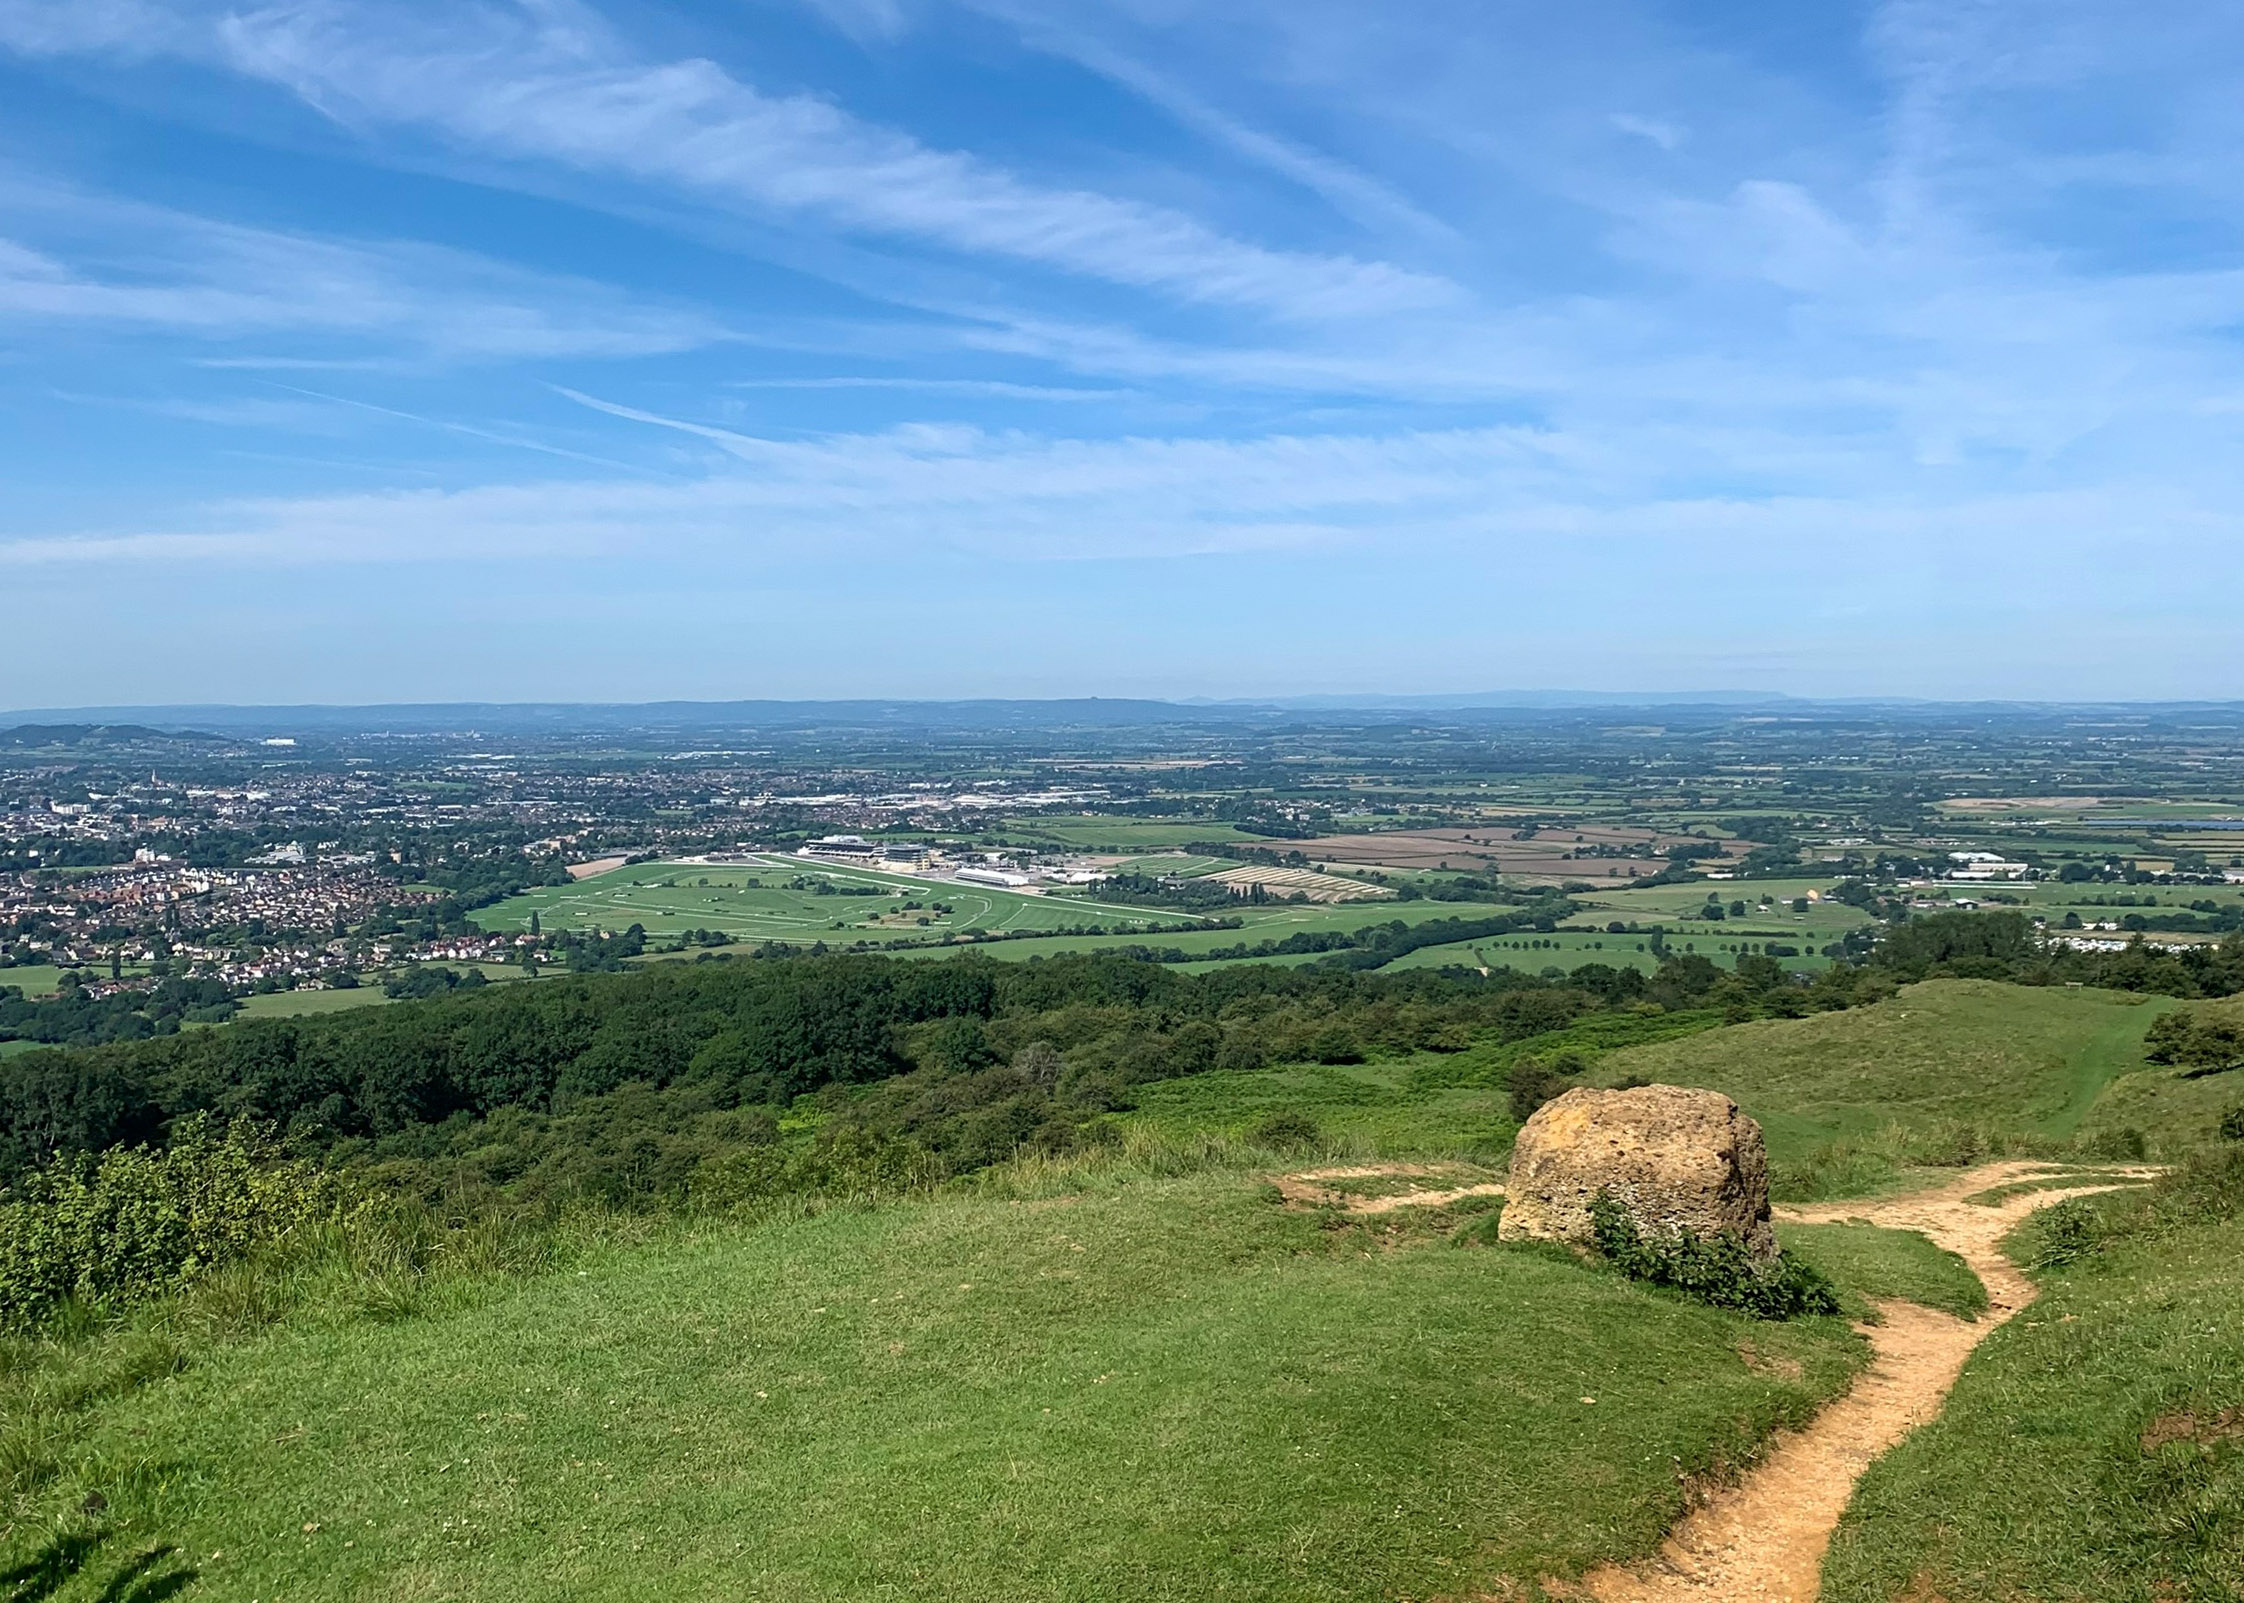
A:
[1577, 1161, 2158, 1603]
[1272, 1163, 1506, 1214]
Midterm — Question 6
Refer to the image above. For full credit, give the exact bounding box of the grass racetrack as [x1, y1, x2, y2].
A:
[474, 857, 1523, 966]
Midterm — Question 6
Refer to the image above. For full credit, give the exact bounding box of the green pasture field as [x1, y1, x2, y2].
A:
[482, 859, 1523, 968]
[476, 858, 1179, 948]
[1958, 882, 2244, 925]
[929, 884, 1525, 960]
[0, 964, 66, 999]
[0, 1038, 38, 1058]
[30, 1168, 1891, 1603]
[230, 987, 398, 1022]
[1576, 876, 1877, 941]
[1106, 852, 1234, 876]
[224, 967, 532, 1024]
[1381, 929, 1829, 978]
[887, 898, 1523, 967]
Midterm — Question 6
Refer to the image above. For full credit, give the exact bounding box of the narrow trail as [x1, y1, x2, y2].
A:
[1577, 1161, 2160, 1603]
[1272, 1164, 1507, 1214]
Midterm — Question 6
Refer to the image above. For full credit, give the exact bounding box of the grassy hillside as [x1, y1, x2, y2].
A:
[1117, 981, 2192, 1200]
[1592, 979, 2183, 1194]
[15, 1165, 1877, 1603]
[1118, 1010, 1726, 1157]
[1824, 1154, 2244, 1602]
[6, 969, 2234, 1601]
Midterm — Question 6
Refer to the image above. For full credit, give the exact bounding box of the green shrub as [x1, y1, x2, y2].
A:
[1587, 1189, 1839, 1320]
[685, 1125, 938, 1210]
[2030, 1198, 2098, 1267]
[1507, 1051, 1586, 1122]
[1245, 1111, 1321, 1150]
[0, 1117, 364, 1330]
[2079, 1125, 2147, 1161]
[2068, 1144, 2244, 1253]
[2219, 1103, 2244, 1142]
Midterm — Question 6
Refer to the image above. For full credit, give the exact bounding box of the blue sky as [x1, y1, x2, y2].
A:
[3, 0, 2241, 705]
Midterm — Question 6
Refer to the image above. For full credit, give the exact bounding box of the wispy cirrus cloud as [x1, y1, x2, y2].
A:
[725, 375, 1128, 400]
[0, 177, 730, 359]
[6, 0, 2244, 704]
[938, 0, 1457, 244]
[0, 0, 1455, 321]
[5, 389, 2230, 589]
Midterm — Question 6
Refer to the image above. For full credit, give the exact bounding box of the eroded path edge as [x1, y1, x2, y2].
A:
[1576, 1161, 2158, 1603]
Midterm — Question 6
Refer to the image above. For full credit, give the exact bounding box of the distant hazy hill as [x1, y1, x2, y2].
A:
[0, 723, 225, 748]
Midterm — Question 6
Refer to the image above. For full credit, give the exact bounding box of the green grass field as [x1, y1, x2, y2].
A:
[230, 987, 399, 1021]
[1574, 877, 1876, 945]
[1122, 1057, 1515, 1154]
[1381, 928, 1832, 978]
[478, 858, 1522, 968]
[477, 858, 1181, 947]
[1778, 1223, 1988, 1323]
[1114, 980, 2195, 1203]
[31, 1169, 1884, 1603]
[1000, 819, 1270, 850]
[1588, 974, 2181, 1176]
[1106, 853, 1234, 877]
[0, 964, 67, 999]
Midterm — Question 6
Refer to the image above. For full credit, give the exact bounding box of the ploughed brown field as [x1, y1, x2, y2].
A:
[1301, 825, 1747, 880]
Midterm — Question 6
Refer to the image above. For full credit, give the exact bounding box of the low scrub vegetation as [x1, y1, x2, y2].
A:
[1589, 1189, 1841, 1321]
[0, 1118, 361, 1329]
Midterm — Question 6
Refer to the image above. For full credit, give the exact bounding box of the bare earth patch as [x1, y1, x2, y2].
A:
[1577, 1161, 2158, 1603]
[2140, 1405, 2244, 1453]
[1273, 1163, 1505, 1213]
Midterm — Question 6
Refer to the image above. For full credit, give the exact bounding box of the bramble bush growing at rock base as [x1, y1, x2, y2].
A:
[1588, 1188, 1840, 1320]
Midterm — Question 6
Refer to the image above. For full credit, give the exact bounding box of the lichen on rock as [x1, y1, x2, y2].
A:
[1498, 1083, 1776, 1259]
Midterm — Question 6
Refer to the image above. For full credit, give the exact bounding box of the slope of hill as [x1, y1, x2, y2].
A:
[2, 970, 2236, 1601]
[1593, 979, 2190, 1194]
[19, 1167, 1879, 1602]
[1824, 1151, 2244, 1602]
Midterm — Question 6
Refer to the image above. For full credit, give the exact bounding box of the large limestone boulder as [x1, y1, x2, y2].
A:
[1498, 1084, 1776, 1258]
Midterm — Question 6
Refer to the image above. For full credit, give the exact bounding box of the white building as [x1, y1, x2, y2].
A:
[1947, 851, 2030, 880]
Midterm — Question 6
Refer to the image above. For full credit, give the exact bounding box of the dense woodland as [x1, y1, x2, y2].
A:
[0, 943, 1874, 1199]
[7, 915, 2243, 1203]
